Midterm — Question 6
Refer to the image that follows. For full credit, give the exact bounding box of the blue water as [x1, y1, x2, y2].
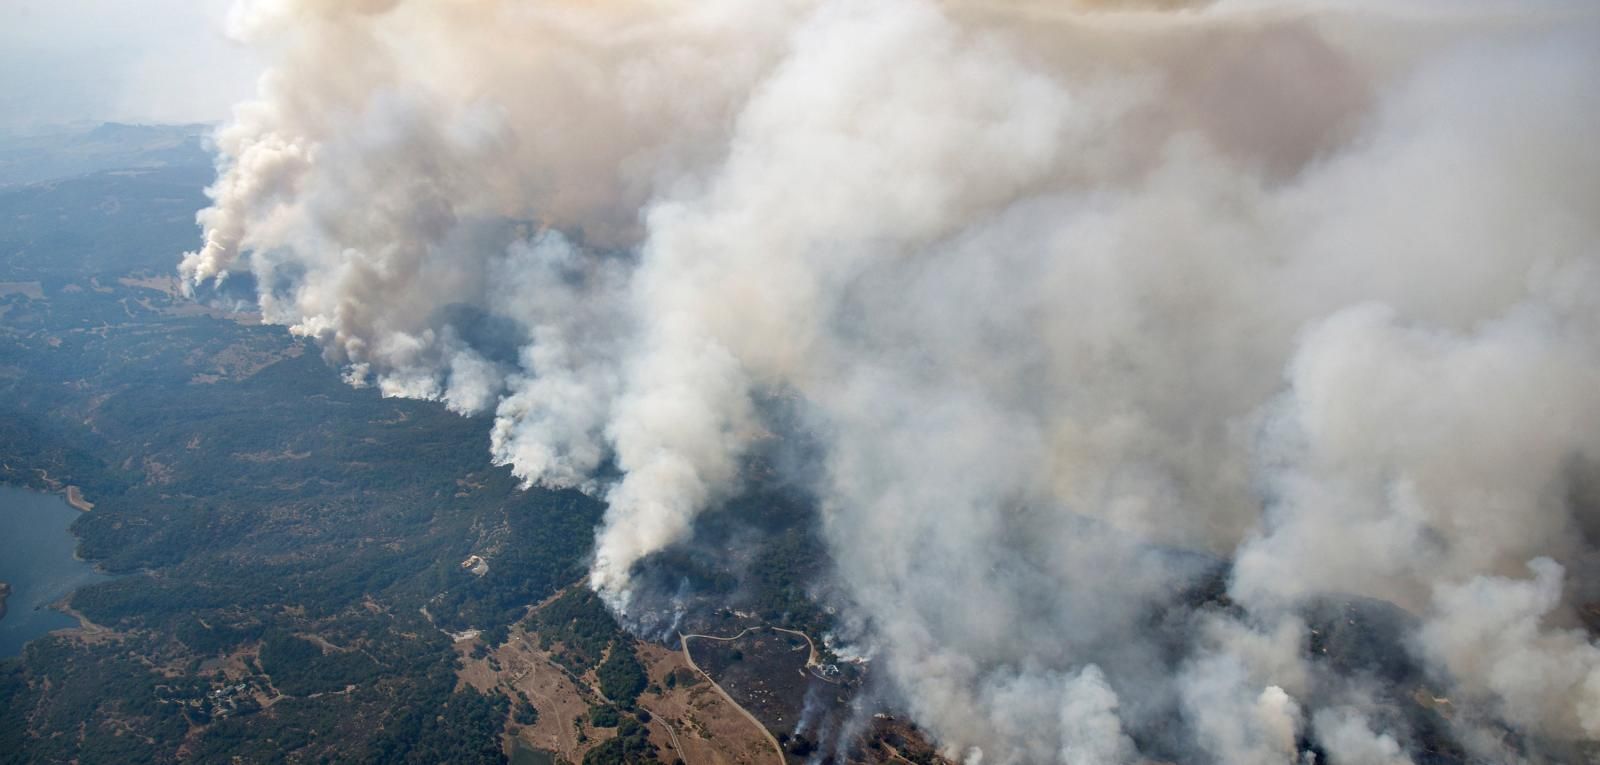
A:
[0, 485, 112, 657]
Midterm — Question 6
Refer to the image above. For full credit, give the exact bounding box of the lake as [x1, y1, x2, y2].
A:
[509, 739, 556, 765]
[0, 485, 112, 657]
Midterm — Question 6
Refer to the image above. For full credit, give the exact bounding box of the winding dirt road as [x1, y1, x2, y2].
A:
[678, 629, 787, 765]
[654, 715, 688, 765]
[768, 627, 819, 667]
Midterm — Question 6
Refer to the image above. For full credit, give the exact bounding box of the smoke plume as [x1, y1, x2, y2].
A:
[186, 0, 1600, 761]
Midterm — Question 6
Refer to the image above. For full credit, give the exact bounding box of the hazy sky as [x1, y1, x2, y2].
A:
[0, 0, 260, 131]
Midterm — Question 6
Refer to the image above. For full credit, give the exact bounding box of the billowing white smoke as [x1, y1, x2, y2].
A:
[185, 0, 1600, 761]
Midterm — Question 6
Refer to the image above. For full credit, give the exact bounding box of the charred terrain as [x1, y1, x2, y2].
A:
[1, 124, 1598, 765]
[0, 124, 944, 764]
[7, 3, 1600, 761]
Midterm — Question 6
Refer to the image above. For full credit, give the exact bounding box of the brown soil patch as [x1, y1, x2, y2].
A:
[455, 623, 779, 765]
[638, 641, 777, 765]
[459, 628, 606, 762]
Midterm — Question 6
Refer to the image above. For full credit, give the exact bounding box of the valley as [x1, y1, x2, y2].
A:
[0, 124, 945, 765]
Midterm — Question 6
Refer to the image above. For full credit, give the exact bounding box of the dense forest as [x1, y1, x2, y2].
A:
[0, 128, 839, 764]
[0, 139, 605, 764]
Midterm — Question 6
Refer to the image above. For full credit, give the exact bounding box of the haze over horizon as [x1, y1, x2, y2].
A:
[5, 1, 1600, 763]
[0, 0, 257, 131]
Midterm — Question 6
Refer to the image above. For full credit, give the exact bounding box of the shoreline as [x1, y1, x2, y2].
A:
[63, 485, 94, 512]
[48, 596, 108, 636]
[0, 581, 10, 622]
[3, 469, 96, 512]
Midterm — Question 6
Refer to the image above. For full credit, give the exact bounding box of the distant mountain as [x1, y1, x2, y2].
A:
[0, 122, 212, 187]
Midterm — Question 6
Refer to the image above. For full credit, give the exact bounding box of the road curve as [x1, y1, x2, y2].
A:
[768, 626, 820, 667]
[678, 631, 786, 765]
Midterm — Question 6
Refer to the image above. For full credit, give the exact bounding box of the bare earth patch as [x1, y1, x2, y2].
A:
[452, 590, 780, 765]
[639, 641, 776, 765]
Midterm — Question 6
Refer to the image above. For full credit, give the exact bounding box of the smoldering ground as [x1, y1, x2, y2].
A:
[185, 0, 1600, 762]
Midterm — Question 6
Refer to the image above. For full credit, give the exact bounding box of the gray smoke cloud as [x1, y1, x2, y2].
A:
[184, 0, 1600, 762]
